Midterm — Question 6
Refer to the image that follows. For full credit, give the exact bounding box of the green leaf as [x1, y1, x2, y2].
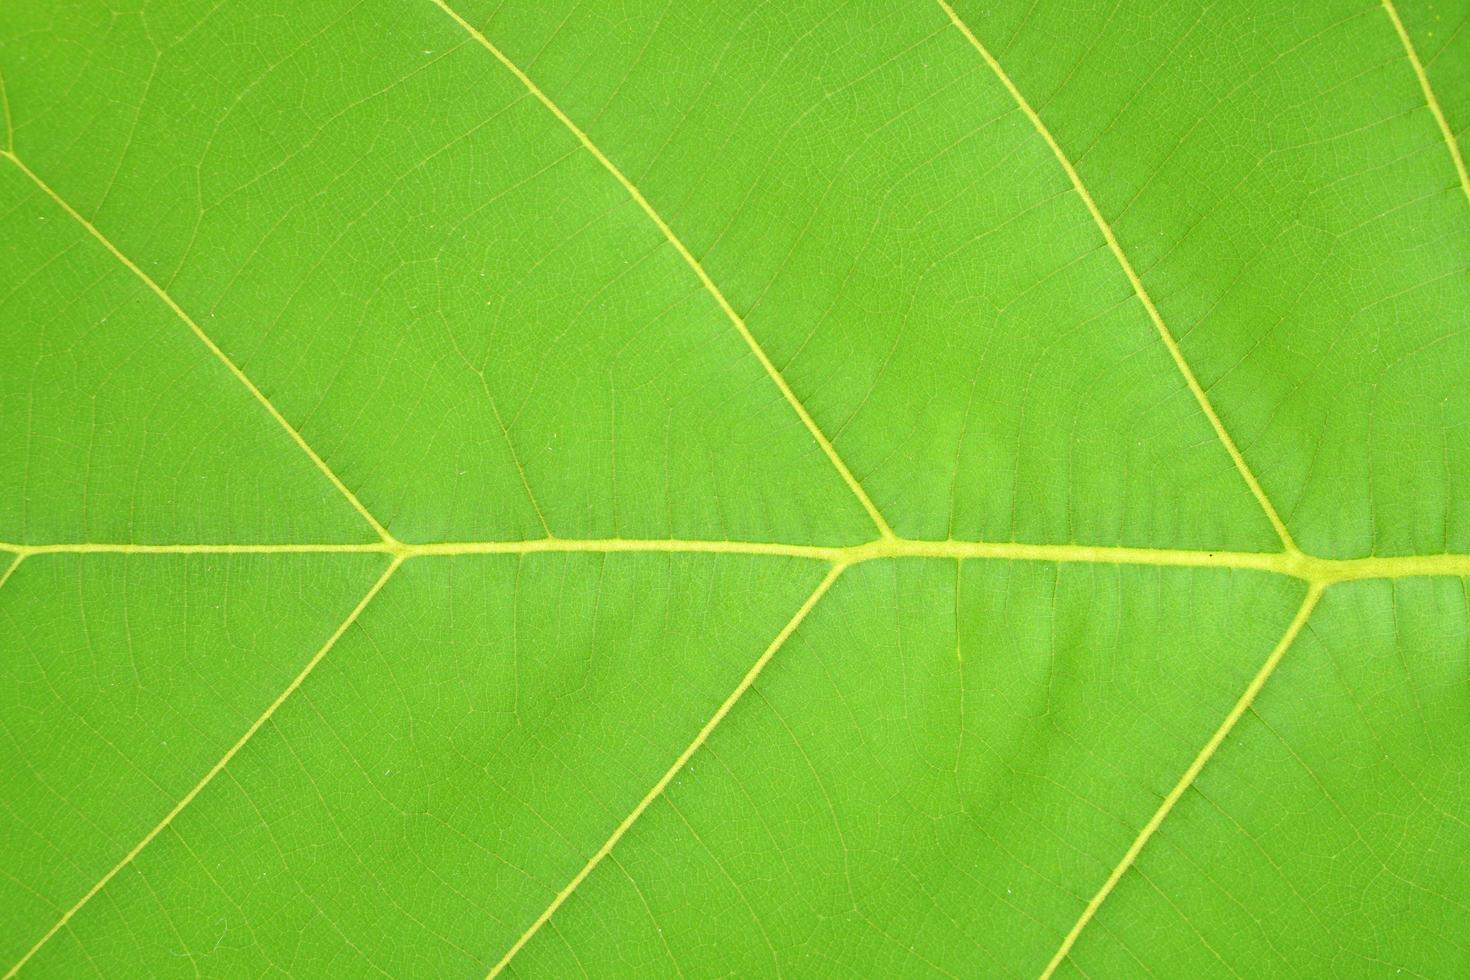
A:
[2, 1, 1469, 976]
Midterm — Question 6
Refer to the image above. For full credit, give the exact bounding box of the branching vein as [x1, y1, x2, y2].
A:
[936, 0, 1300, 555]
[0, 551, 21, 590]
[1, 558, 402, 980]
[426, 0, 896, 540]
[484, 562, 846, 977]
[0, 150, 397, 547]
[1039, 583, 1324, 978]
[1380, 0, 1470, 204]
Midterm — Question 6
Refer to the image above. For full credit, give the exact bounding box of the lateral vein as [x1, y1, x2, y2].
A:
[1, 557, 402, 980]
[426, 0, 896, 540]
[0, 551, 22, 590]
[1380, 0, 1470, 203]
[0, 150, 396, 546]
[484, 562, 846, 977]
[1039, 584, 1323, 978]
[935, 0, 1299, 554]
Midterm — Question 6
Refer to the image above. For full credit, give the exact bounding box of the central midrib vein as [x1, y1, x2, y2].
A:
[3, 536, 1469, 585]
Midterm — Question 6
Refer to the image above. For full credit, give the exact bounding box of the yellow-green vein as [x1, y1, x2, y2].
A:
[1380, 0, 1470, 203]
[426, 0, 896, 540]
[484, 562, 847, 977]
[1039, 583, 1324, 978]
[0, 150, 397, 547]
[0, 551, 21, 590]
[936, 0, 1300, 555]
[4, 536, 1470, 585]
[2, 557, 403, 979]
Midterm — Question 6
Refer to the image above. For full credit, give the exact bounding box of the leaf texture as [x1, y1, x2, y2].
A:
[2, 0, 1469, 976]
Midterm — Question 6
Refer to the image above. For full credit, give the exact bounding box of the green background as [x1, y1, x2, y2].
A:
[2, 0, 1469, 975]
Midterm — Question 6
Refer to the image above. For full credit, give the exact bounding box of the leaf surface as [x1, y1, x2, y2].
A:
[2, 1, 1469, 976]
